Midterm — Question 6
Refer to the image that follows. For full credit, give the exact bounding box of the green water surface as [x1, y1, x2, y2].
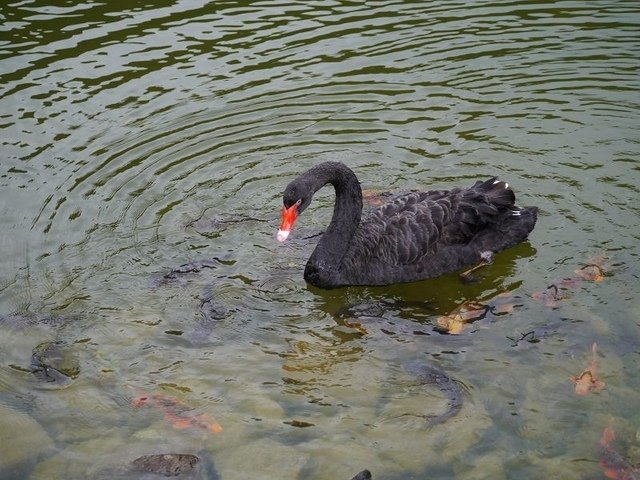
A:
[1, 1, 639, 479]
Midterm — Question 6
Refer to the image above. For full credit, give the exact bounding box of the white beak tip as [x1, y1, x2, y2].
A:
[276, 229, 290, 242]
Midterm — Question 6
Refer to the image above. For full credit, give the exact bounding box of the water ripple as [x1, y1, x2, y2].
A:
[2, 2, 640, 478]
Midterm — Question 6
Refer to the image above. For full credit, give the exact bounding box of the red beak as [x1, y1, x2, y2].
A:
[277, 203, 299, 242]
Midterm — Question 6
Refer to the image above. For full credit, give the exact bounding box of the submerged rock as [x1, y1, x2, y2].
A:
[214, 438, 309, 479]
[351, 469, 372, 480]
[131, 453, 200, 477]
[0, 404, 54, 473]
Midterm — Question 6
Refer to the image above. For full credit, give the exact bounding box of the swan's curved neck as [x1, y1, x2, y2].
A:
[304, 162, 362, 285]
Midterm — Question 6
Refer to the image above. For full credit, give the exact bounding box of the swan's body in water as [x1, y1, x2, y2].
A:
[277, 162, 537, 289]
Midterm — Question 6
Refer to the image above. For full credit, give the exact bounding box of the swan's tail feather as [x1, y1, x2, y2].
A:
[499, 205, 538, 242]
[476, 177, 516, 208]
[463, 178, 537, 247]
[463, 177, 517, 219]
[471, 205, 538, 253]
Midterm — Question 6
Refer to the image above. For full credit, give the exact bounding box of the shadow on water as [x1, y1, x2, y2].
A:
[307, 240, 537, 316]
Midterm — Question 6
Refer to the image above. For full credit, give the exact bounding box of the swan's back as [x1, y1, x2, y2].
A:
[340, 178, 537, 286]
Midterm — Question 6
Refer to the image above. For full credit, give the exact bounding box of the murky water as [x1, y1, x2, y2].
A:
[1, 1, 639, 478]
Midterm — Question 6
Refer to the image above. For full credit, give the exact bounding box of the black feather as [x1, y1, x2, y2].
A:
[281, 162, 537, 288]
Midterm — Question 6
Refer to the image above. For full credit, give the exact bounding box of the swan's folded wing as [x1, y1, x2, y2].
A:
[357, 192, 461, 265]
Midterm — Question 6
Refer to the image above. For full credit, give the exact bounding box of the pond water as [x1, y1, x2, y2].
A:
[1, 1, 639, 478]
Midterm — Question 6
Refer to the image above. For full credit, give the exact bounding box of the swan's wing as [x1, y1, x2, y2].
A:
[352, 190, 461, 265]
[355, 179, 514, 266]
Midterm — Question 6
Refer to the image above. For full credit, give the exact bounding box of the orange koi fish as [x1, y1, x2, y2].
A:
[435, 292, 515, 335]
[133, 393, 223, 433]
[435, 300, 488, 334]
[575, 264, 605, 282]
[532, 255, 608, 307]
[575, 254, 607, 282]
[570, 343, 605, 395]
[531, 283, 569, 308]
[599, 421, 640, 480]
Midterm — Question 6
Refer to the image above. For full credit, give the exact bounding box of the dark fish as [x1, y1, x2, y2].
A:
[165, 259, 221, 278]
[284, 420, 314, 428]
[188, 284, 228, 345]
[187, 214, 267, 239]
[334, 300, 433, 336]
[0, 313, 75, 328]
[148, 258, 222, 287]
[30, 340, 79, 387]
[199, 284, 228, 322]
[404, 362, 463, 428]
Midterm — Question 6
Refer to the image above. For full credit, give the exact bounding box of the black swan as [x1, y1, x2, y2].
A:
[277, 162, 537, 289]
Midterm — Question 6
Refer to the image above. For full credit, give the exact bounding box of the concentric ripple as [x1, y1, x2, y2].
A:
[1, 1, 639, 478]
[2, 3, 638, 271]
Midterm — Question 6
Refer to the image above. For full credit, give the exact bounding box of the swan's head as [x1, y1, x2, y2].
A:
[278, 180, 312, 242]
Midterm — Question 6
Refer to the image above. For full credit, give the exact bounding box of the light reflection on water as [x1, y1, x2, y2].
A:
[1, 1, 639, 478]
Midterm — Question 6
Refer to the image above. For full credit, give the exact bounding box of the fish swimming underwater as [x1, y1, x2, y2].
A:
[570, 342, 605, 396]
[133, 393, 223, 433]
[403, 362, 463, 428]
[599, 421, 640, 480]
